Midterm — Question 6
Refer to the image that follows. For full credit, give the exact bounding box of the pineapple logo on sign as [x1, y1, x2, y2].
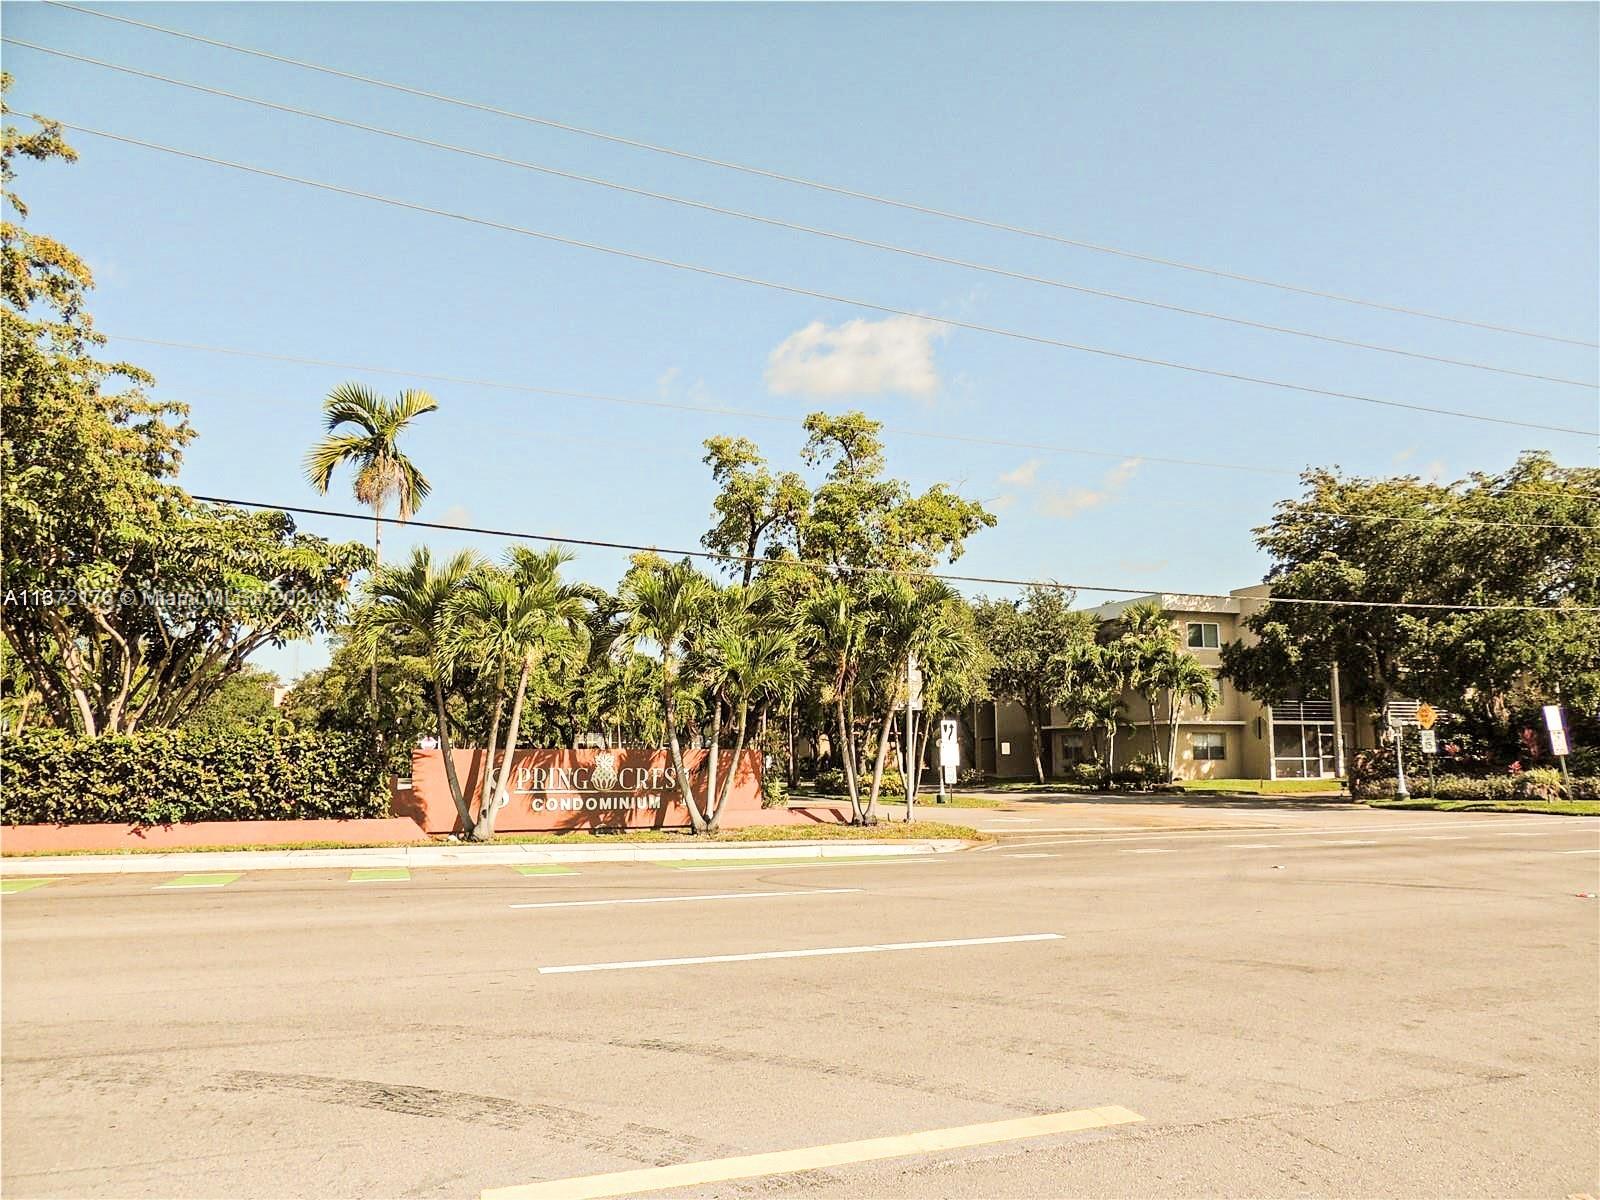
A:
[590, 750, 620, 793]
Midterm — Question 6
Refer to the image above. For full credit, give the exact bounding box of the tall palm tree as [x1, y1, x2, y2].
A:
[445, 548, 590, 840]
[701, 622, 803, 830]
[1116, 601, 1176, 772]
[350, 547, 481, 831]
[799, 581, 869, 822]
[623, 559, 714, 832]
[305, 383, 437, 705]
[1158, 654, 1220, 782]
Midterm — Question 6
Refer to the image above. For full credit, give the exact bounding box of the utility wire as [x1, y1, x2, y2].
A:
[191, 495, 1600, 612]
[43, 0, 1600, 350]
[13, 38, 1594, 391]
[61, 123, 1600, 439]
[127, 335, 1600, 531]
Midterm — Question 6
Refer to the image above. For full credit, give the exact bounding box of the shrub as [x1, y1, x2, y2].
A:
[812, 767, 846, 795]
[956, 766, 986, 786]
[761, 773, 788, 808]
[0, 729, 388, 826]
[1070, 762, 1103, 786]
[1423, 775, 1519, 803]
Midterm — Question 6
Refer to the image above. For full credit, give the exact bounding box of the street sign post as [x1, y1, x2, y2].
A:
[1543, 705, 1573, 796]
[1419, 728, 1437, 795]
[938, 718, 960, 797]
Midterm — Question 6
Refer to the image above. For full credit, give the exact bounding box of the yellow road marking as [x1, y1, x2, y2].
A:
[480, 1104, 1144, 1200]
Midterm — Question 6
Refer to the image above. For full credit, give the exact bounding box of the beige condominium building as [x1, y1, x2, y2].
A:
[974, 585, 1375, 781]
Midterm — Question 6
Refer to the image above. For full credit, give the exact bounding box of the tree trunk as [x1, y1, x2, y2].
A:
[477, 657, 532, 840]
[1029, 706, 1045, 784]
[662, 670, 708, 832]
[433, 678, 474, 831]
[910, 708, 933, 822]
[864, 701, 897, 823]
[835, 698, 863, 822]
[710, 698, 751, 830]
[1165, 690, 1181, 783]
[474, 663, 507, 840]
[370, 509, 382, 709]
[705, 698, 723, 830]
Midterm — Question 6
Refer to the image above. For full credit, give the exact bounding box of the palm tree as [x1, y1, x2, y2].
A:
[350, 546, 480, 831]
[1117, 601, 1177, 772]
[445, 548, 590, 839]
[1073, 690, 1127, 782]
[701, 620, 804, 830]
[1158, 655, 1220, 782]
[305, 383, 437, 705]
[799, 581, 869, 822]
[623, 559, 715, 832]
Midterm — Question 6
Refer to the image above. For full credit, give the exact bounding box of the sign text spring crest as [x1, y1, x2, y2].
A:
[402, 746, 764, 833]
[514, 750, 680, 814]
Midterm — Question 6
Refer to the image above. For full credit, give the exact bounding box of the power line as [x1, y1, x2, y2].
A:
[61, 123, 1600, 439]
[123, 334, 1600, 531]
[191, 495, 1600, 613]
[13, 38, 1594, 392]
[101, 332, 1300, 478]
[43, 0, 1600, 350]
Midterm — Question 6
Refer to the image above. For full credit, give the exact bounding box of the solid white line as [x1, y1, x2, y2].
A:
[479, 1104, 1143, 1199]
[1227, 844, 1276, 849]
[1005, 853, 1057, 859]
[1013, 817, 1581, 851]
[537, 933, 1063, 975]
[509, 888, 861, 910]
[1119, 848, 1177, 854]
[1558, 848, 1600, 854]
[676, 857, 944, 872]
[1323, 840, 1380, 845]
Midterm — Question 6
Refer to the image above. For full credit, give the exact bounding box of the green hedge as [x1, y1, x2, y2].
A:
[1405, 771, 1598, 803]
[0, 729, 388, 826]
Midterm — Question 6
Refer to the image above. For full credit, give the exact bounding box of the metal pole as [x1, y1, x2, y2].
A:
[1391, 715, 1410, 800]
[1330, 662, 1346, 781]
[904, 653, 916, 822]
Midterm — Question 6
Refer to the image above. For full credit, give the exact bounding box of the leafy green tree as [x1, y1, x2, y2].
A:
[701, 436, 809, 584]
[1072, 688, 1128, 776]
[799, 581, 870, 818]
[974, 587, 1099, 782]
[180, 666, 283, 736]
[2, 83, 370, 736]
[1112, 600, 1178, 771]
[1222, 453, 1600, 739]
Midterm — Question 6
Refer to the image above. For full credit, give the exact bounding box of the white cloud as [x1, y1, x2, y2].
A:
[765, 316, 945, 398]
[988, 494, 1018, 513]
[999, 459, 1042, 487]
[441, 504, 471, 526]
[1037, 458, 1142, 520]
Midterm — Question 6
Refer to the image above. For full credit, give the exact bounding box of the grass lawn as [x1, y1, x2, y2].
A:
[1365, 798, 1600, 817]
[1170, 778, 1345, 795]
[792, 789, 1004, 809]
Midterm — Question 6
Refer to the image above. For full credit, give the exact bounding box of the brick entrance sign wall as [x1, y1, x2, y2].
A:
[399, 747, 764, 834]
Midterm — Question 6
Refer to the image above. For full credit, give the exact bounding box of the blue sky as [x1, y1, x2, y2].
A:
[5, 1, 1597, 680]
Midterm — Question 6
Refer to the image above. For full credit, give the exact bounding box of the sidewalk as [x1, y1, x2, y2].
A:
[0, 838, 968, 876]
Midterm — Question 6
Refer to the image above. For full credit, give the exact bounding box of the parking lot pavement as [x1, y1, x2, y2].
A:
[3, 815, 1596, 1199]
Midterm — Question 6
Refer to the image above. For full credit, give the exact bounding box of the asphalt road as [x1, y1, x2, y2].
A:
[4, 804, 1598, 1199]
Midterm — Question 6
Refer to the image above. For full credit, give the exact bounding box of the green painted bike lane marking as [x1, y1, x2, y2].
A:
[514, 865, 579, 876]
[1, 877, 61, 894]
[350, 867, 411, 883]
[156, 872, 242, 889]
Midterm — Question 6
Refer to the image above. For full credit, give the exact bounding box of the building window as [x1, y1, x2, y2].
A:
[1192, 731, 1226, 760]
[1059, 733, 1087, 764]
[1187, 622, 1220, 649]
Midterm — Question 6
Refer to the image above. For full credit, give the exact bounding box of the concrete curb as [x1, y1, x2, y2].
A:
[0, 839, 969, 876]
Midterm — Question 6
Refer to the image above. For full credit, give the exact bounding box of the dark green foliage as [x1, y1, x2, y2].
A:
[0, 729, 387, 826]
